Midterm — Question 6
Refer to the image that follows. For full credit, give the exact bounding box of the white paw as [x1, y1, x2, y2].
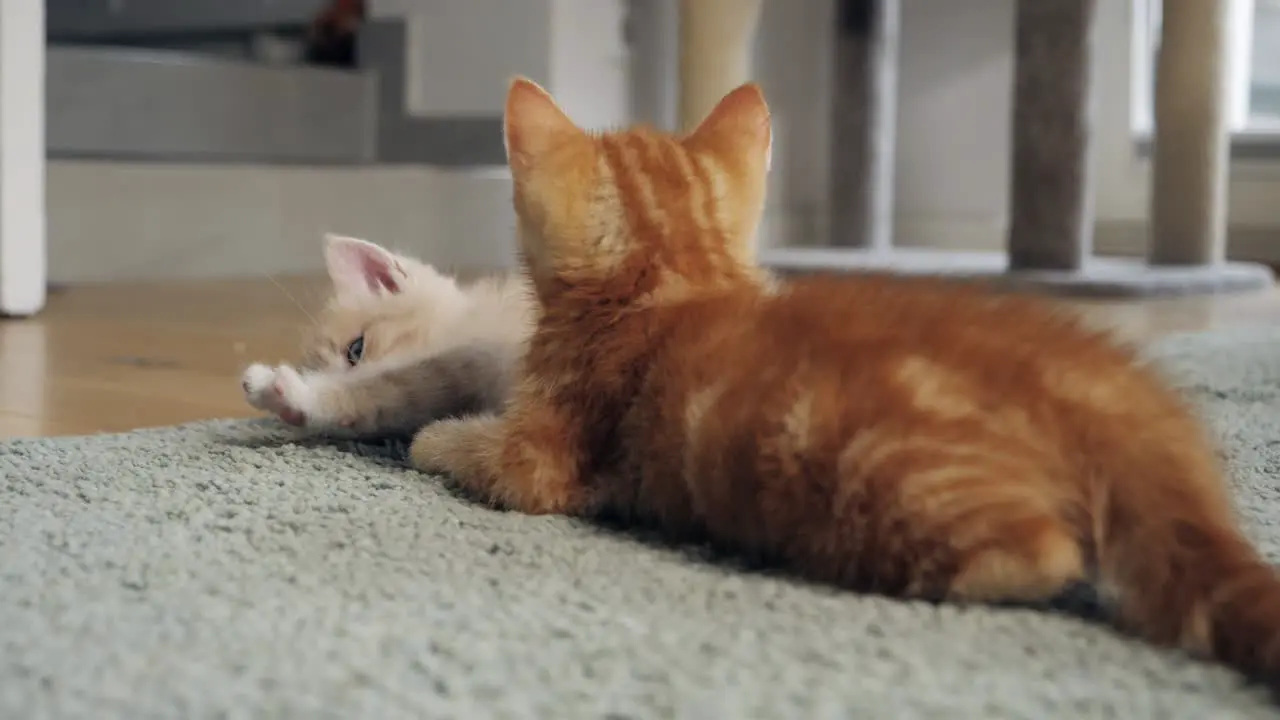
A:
[240, 363, 317, 427]
[241, 364, 277, 410]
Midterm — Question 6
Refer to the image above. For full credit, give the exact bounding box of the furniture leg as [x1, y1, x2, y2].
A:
[0, 0, 46, 317]
[1007, 0, 1097, 272]
[1148, 0, 1232, 266]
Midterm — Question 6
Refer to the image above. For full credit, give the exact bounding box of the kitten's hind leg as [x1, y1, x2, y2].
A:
[410, 414, 505, 498]
[834, 443, 1087, 603]
[410, 388, 600, 516]
[943, 515, 1085, 604]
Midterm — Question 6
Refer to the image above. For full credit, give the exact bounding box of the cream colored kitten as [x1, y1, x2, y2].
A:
[242, 234, 533, 437]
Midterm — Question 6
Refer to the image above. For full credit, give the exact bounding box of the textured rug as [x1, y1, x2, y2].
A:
[5, 329, 1280, 719]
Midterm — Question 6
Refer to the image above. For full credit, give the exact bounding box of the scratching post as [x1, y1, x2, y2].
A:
[756, 0, 1272, 296]
[828, 0, 900, 252]
[677, 0, 763, 132]
[1007, 0, 1096, 272]
[1148, 0, 1231, 266]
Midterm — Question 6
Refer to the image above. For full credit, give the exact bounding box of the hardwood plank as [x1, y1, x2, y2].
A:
[0, 411, 45, 439]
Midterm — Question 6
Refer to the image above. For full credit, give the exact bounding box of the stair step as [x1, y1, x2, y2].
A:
[48, 44, 376, 164]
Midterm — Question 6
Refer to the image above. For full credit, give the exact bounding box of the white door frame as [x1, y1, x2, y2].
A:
[0, 0, 45, 317]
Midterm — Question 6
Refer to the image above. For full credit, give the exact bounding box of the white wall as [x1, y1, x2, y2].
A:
[753, 0, 837, 243]
[370, 0, 551, 117]
[549, 0, 630, 131]
[891, 0, 1015, 249]
[747, 0, 1018, 250]
[368, 0, 629, 130]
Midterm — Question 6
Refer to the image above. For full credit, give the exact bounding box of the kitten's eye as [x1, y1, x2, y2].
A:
[345, 335, 365, 366]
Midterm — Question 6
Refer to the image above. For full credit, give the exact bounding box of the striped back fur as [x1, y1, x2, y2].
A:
[413, 77, 1280, 696]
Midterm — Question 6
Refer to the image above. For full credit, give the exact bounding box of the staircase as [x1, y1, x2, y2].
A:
[36, 1, 635, 284]
[47, 5, 506, 167]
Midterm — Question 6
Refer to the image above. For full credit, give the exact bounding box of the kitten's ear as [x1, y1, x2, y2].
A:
[683, 83, 772, 168]
[323, 234, 407, 297]
[503, 76, 581, 172]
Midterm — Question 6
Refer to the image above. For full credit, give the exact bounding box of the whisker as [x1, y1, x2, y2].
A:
[258, 270, 319, 327]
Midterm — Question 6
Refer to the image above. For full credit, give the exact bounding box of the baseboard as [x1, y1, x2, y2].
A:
[1093, 219, 1280, 265]
[892, 215, 1011, 253]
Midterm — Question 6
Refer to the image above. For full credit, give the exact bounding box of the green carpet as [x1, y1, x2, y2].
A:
[4, 328, 1280, 718]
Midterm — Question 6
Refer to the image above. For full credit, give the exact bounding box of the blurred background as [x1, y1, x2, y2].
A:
[26, 0, 1280, 284]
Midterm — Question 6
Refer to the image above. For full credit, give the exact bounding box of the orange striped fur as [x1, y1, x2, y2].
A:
[410, 77, 1280, 690]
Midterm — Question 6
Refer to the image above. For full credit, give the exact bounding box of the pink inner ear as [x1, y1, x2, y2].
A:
[327, 237, 403, 296]
[685, 83, 771, 155]
[359, 251, 401, 293]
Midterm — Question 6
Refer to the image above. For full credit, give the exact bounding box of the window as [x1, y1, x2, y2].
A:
[1132, 0, 1280, 140]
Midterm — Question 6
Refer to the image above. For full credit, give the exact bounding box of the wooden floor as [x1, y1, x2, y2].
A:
[4, 275, 1280, 439]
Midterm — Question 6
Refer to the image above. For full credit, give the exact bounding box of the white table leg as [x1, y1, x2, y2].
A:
[0, 0, 45, 317]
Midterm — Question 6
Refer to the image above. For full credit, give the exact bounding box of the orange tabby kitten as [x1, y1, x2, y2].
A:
[410, 79, 1280, 688]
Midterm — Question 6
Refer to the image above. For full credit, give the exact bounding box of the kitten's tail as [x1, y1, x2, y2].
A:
[1099, 477, 1280, 689]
